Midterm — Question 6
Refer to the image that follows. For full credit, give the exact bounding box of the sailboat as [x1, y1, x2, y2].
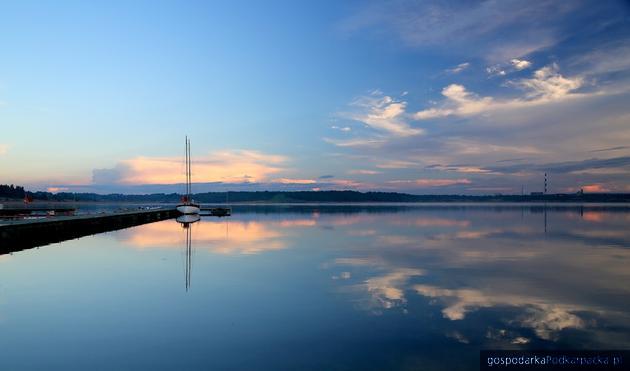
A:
[176, 136, 200, 215]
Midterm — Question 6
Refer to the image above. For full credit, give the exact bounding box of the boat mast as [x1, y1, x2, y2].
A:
[185, 136, 190, 200]
[188, 137, 192, 200]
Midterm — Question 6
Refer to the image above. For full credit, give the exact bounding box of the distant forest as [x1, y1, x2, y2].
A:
[1, 184, 629, 203]
[0, 184, 27, 200]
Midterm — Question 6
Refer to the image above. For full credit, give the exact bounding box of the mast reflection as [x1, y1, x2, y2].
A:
[176, 214, 200, 291]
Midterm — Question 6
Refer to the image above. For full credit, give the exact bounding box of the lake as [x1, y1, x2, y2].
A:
[1, 204, 629, 370]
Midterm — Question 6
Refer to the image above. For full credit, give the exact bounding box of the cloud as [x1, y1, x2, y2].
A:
[486, 65, 507, 77]
[582, 184, 609, 193]
[511, 58, 532, 70]
[327, 90, 426, 149]
[271, 178, 317, 185]
[46, 187, 69, 193]
[331, 125, 351, 132]
[375, 160, 418, 169]
[486, 58, 532, 76]
[415, 64, 586, 120]
[446, 62, 470, 74]
[319, 174, 335, 179]
[414, 84, 493, 119]
[446, 138, 544, 157]
[388, 178, 471, 187]
[426, 164, 495, 174]
[569, 42, 630, 77]
[346, 91, 423, 137]
[349, 169, 382, 175]
[323, 137, 386, 148]
[589, 146, 630, 153]
[339, 0, 595, 62]
[93, 150, 287, 185]
[0, 144, 7, 155]
[490, 156, 630, 175]
[515, 64, 583, 100]
[92, 163, 129, 184]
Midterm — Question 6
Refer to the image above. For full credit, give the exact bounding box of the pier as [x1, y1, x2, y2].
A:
[0, 207, 178, 255]
[0, 206, 76, 218]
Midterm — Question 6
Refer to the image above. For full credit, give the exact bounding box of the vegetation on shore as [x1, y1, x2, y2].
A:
[2, 184, 629, 203]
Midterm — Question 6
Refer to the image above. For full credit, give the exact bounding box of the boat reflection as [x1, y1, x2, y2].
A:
[176, 214, 201, 224]
[176, 215, 199, 291]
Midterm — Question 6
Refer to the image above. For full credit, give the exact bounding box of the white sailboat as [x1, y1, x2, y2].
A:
[176, 136, 200, 215]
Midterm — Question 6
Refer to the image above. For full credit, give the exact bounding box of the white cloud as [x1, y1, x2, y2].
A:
[511, 58, 532, 70]
[446, 62, 470, 74]
[415, 64, 586, 120]
[331, 125, 351, 132]
[486, 65, 507, 76]
[0, 144, 7, 155]
[327, 91, 424, 148]
[516, 63, 583, 100]
[348, 92, 423, 136]
[414, 84, 493, 119]
[487, 58, 532, 77]
[349, 169, 382, 175]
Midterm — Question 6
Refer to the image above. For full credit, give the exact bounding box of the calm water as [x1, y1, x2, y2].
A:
[1, 204, 629, 370]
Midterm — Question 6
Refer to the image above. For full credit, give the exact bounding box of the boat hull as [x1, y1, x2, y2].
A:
[176, 214, 201, 224]
[176, 204, 200, 215]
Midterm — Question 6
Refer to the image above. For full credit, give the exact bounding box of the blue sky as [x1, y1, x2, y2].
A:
[1, 0, 629, 194]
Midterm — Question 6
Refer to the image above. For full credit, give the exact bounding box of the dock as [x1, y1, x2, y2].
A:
[0, 206, 76, 218]
[0, 207, 178, 255]
[201, 206, 231, 217]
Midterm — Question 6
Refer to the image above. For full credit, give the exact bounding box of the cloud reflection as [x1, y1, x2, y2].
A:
[324, 206, 630, 345]
[119, 219, 287, 255]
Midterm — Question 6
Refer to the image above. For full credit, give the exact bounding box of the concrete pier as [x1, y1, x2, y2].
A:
[0, 208, 178, 255]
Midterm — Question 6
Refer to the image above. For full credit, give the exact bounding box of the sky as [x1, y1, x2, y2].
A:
[1, 0, 629, 195]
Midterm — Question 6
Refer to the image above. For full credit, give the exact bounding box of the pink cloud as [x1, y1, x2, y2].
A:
[582, 184, 609, 193]
[98, 150, 287, 185]
[271, 178, 317, 184]
[46, 187, 69, 193]
[388, 178, 472, 187]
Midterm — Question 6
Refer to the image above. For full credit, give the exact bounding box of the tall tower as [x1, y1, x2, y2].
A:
[544, 173, 548, 194]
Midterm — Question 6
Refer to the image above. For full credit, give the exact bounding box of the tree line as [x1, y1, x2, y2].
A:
[0, 184, 26, 199]
[2, 184, 629, 203]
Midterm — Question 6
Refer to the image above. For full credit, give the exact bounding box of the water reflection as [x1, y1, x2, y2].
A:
[322, 206, 630, 349]
[118, 218, 290, 254]
[1, 205, 629, 370]
[176, 215, 199, 291]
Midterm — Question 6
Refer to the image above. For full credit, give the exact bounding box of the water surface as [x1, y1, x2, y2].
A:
[1, 204, 629, 370]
